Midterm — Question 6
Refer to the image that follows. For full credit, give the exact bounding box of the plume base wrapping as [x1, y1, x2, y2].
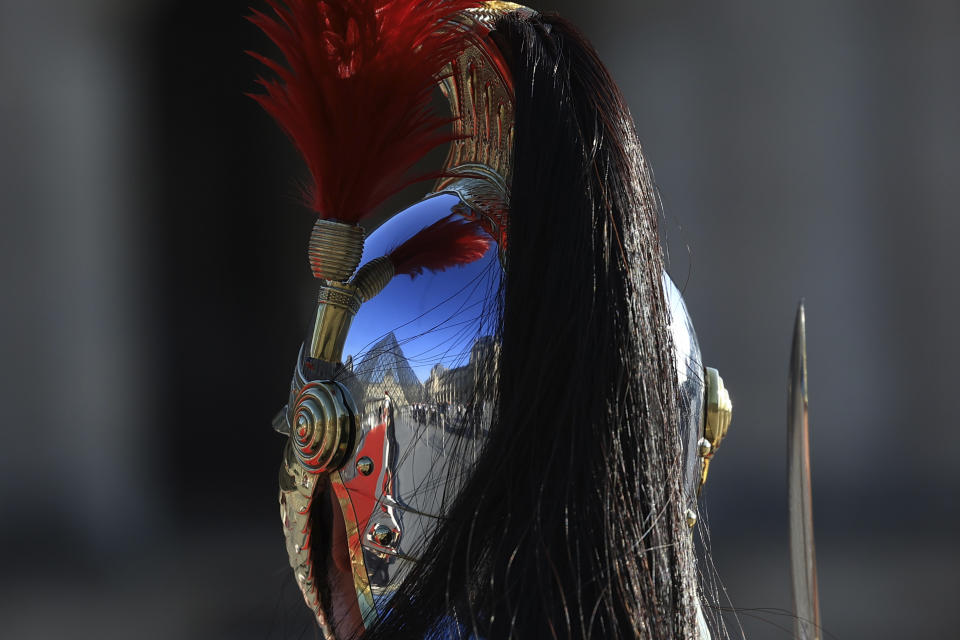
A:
[309, 220, 365, 282]
[352, 256, 396, 302]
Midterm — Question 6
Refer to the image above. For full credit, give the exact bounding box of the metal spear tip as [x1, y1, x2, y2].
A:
[787, 299, 821, 640]
[789, 300, 807, 407]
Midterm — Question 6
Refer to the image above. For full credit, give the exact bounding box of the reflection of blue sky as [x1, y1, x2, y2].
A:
[343, 194, 501, 382]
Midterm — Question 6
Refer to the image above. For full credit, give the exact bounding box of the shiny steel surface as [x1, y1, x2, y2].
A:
[328, 192, 501, 624]
[272, 193, 503, 628]
[664, 275, 732, 507]
[788, 302, 821, 640]
[664, 275, 708, 509]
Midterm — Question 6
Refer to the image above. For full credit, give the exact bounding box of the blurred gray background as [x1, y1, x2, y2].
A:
[1, 0, 956, 638]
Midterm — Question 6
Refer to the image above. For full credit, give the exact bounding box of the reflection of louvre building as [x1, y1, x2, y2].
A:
[423, 336, 498, 405]
[347, 332, 424, 417]
[343, 332, 499, 417]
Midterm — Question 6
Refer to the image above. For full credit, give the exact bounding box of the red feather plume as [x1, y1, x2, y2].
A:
[248, 0, 480, 222]
[388, 214, 493, 277]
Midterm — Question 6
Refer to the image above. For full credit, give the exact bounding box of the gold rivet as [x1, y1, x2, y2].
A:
[356, 456, 374, 476]
[372, 523, 395, 546]
[697, 437, 713, 457]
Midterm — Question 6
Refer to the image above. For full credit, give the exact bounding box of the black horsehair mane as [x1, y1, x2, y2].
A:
[348, 12, 703, 640]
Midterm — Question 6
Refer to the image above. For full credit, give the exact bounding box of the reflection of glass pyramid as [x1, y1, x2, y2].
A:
[353, 332, 423, 388]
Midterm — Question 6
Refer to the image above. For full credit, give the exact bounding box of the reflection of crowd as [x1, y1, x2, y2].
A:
[407, 401, 486, 437]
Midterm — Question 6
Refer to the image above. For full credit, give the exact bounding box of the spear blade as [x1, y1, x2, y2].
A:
[788, 302, 821, 640]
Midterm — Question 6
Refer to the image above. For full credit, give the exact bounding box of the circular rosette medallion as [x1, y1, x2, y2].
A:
[291, 381, 356, 474]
